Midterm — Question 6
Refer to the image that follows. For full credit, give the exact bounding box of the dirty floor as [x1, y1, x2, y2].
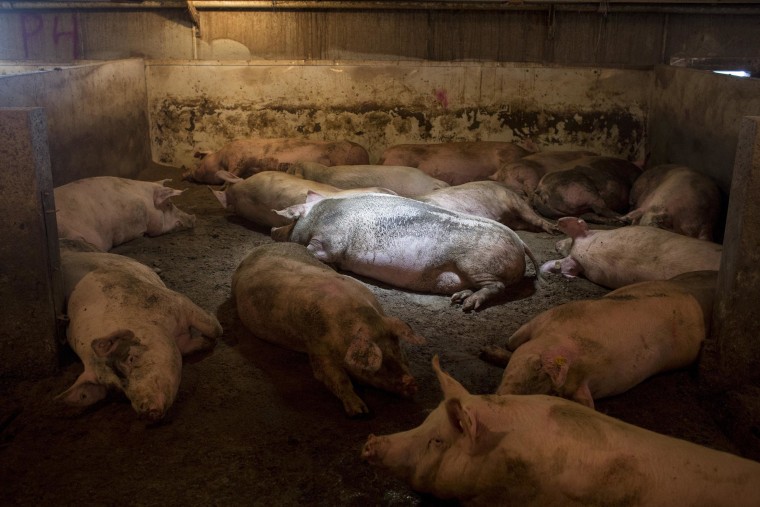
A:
[0, 165, 747, 506]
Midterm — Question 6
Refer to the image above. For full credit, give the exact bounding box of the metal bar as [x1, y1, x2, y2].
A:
[1, 0, 760, 11]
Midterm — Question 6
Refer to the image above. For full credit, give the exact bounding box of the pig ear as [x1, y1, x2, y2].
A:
[557, 217, 589, 239]
[153, 186, 183, 208]
[270, 223, 294, 242]
[55, 370, 108, 407]
[215, 170, 243, 184]
[540, 352, 570, 389]
[345, 335, 383, 372]
[445, 398, 479, 446]
[91, 329, 135, 358]
[274, 203, 306, 221]
[573, 383, 595, 409]
[432, 355, 470, 399]
[305, 190, 326, 203]
[210, 188, 228, 208]
[384, 317, 426, 345]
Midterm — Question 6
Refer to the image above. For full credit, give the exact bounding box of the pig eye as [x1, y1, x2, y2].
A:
[427, 437, 444, 449]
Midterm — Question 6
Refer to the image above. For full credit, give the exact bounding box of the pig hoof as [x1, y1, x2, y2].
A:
[450, 290, 474, 305]
[344, 398, 371, 418]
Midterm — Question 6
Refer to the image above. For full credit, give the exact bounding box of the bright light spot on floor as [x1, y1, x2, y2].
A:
[714, 70, 751, 77]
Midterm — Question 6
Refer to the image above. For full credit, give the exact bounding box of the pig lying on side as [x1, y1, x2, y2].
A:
[273, 193, 541, 311]
[531, 156, 641, 225]
[212, 171, 395, 228]
[183, 137, 370, 184]
[285, 161, 449, 197]
[232, 242, 425, 416]
[379, 141, 532, 186]
[541, 217, 722, 288]
[416, 180, 557, 234]
[625, 164, 722, 241]
[58, 250, 222, 421]
[55, 176, 195, 251]
[362, 356, 760, 506]
[489, 150, 597, 198]
[483, 270, 716, 408]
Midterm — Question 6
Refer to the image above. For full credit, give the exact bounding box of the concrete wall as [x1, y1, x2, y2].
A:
[0, 59, 152, 186]
[147, 61, 649, 168]
[648, 66, 760, 194]
[0, 4, 758, 72]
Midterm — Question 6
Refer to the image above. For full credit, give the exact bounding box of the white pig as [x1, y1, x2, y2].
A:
[362, 356, 760, 506]
[416, 180, 557, 234]
[212, 170, 395, 228]
[273, 193, 541, 311]
[485, 270, 716, 408]
[55, 176, 195, 251]
[58, 250, 222, 421]
[541, 217, 722, 288]
[232, 242, 425, 416]
[285, 161, 449, 197]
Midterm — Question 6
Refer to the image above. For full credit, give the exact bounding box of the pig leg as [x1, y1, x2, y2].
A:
[479, 345, 512, 367]
[309, 355, 369, 416]
[451, 279, 506, 312]
[175, 297, 223, 355]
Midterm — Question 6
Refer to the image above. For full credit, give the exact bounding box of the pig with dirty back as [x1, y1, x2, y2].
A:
[625, 164, 722, 241]
[183, 137, 370, 184]
[58, 249, 223, 421]
[55, 176, 195, 251]
[232, 242, 425, 416]
[285, 161, 449, 197]
[483, 270, 717, 408]
[273, 193, 541, 311]
[211, 170, 395, 228]
[379, 141, 532, 186]
[489, 149, 597, 198]
[416, 180, 557, 234]
[362, 356, 760, 506]
[541, 217, 722, 289]
[531, 156, 641, 225]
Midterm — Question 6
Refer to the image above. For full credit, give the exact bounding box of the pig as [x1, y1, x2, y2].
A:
[55, 176, 195, 252]
[379, 141, 532, 186]
[273, 193, 540, 311]
[211, 170, 395, 228]
[231, 242, 425, 416]
[182, 137, 370, 184]
[416, 180, 557, 234]
[489, 149, 597, 198]
[284, 161, 449, 198]
[541, 217, 722, 289]
[362, 356, 760, 506]
[531, 156, 642, 225]
[483, 270, 717, 408]
[624, 164, 722, 241]
[57, 250, 223, 421]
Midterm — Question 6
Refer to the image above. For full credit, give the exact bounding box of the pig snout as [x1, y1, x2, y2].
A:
[361, 434, 387, 463]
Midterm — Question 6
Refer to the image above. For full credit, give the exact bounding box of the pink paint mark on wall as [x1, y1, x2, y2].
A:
[20, 13, 79, 59]
[435, 89, 449, 109]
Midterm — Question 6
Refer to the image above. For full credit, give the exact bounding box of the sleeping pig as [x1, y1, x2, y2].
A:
[58, 250, 222, 421]
[212, 170, 394, 228]
[231, 242, 425, 416]
[362, 356, 760, 506]
[285, 161, 449, 197]
[379, 141, 531, 186]
[273, 193, 541, 311]
[541, 217, 722, 288]
[55, 176, 195, 251]
[489, 149, 597, 198]
[183, 137, 370, 184]
[483, 270, 717, 408]
[416, 180, 557, 234]
[625, 164, 722, 241]
[531, 156, 641, 225]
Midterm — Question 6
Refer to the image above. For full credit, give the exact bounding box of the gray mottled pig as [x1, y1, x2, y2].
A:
[273, 193, 540, 311]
